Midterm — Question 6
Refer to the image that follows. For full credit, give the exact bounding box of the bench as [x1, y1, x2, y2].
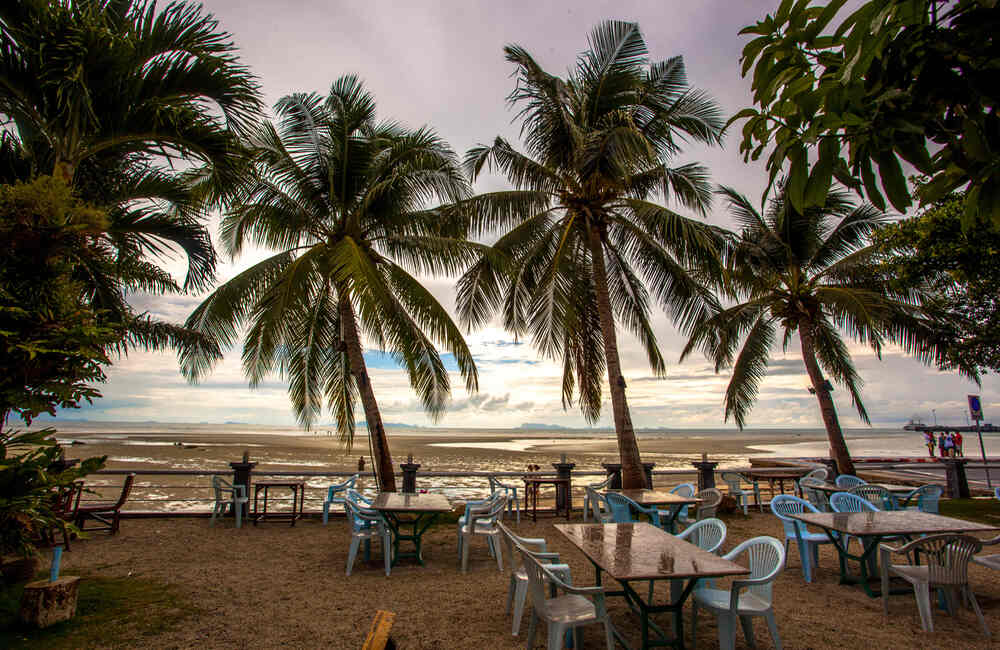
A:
[362, 610, 396, 650]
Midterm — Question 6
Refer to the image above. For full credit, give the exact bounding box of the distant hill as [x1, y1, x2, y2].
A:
[518, 423, 570, 430]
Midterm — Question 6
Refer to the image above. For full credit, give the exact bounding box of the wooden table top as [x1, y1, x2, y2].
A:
[812, 482, 915, 494]
[605, 489, 699, 506]
[522, 477, 570, 484]
[741, 468, 811, 480]
[254, 480, 305, 488]
[371, 492, 453, 513]
[554, 523, 750, 581]
[789, 511, 1000, 537]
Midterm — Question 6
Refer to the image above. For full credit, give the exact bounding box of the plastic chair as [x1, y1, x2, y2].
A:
[586, 487, 615, 523]
[583, 475, 613, 522]
[901, 485, 943, 513]
[210, 475, 248, 529]
[497, 522, 572, 636]
[829, 491, 878, 514]
[322, 474, 358, 524]
[848, 484, 898, 511]
[834, 474, 866, 489]
[691, 536, 786, 650]
[693, 488, 723, 521]
[489, 475, 521, 523]
[798, 476, 830, 512]
[972, 534, 1000, 572]
[661, 482, 696, 523]
[770, 495, 834, 583]
[880, 534, 988, 636]
[458, 491, 508, 573]
[75, 474, 135, 535]
[803, 467, 829, 481]
[344, 495, 391, 577]
[520, 545, 616, 650]
[720, 472, 750, 515]
[605, 492, 662, 528]
[678, 517, 727, 555]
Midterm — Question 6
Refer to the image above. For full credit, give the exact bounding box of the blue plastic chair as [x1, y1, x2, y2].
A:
[835, 474, 867, 489]
[605, 492, 662, 528]
[770, 495, 835, 583]
[344, 490, 391, 577]
[848, 484, 898, 511]
[489, 475, 520, 523]
[901, 485, 943, 513]
[658, 482, 696, 526]
[322, 474, 359, 524]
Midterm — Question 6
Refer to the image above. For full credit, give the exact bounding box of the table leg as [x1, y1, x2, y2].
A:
[253, 487, 260, 526]
[290, 486, 297, 527]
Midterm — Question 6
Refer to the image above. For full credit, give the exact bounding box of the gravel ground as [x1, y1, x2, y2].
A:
[57, 509, 1000, 649]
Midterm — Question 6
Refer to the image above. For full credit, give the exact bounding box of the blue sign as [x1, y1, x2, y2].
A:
[968, 394, 983, 421]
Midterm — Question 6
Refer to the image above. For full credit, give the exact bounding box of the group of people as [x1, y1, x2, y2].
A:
[923, 430, 964, 457]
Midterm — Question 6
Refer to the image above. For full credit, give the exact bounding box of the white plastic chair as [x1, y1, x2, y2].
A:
[458, 491, 508, 573]
[770, 495, 834, 583]
[344, 494, 391, 577]
[720, 472, 750, 515]
[803, 467, 829, 481]
[322, 474, 358, 524]
[210, 475, 248, 529]
[834, 474, 866, 489]
[693, 488, 723, 521]
[972, 533, 1000, 572]
[678, 517, 727, 554]
[587, 488, 614, 523]
[691, 536, 786, 650]
[583, 475, 613, 522]
[880, 533, 988, 636]
[497, 522, 572, 636]
[520, 545, 616, 650]
[489, 475, 521, 523]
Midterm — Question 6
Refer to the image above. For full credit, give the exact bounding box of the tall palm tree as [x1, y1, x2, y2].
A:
[182, 76, 479, 492]
[682, 186, 968, 475]
[0, 0, 262, 357]
[455, 21, 725, 489]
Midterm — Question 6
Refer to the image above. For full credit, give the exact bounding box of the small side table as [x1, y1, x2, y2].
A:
[252, 480, 305, 526]
[523, 477, 572, 521]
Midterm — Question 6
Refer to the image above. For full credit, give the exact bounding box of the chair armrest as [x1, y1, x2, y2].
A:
[462, 498, 489, 519]
[982, 534, 1000, 547]
[534, 551, 560, 563]
[518, 537, 548, 553]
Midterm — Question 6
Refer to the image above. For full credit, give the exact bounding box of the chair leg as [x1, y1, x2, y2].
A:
[235, 500, 242, 529]
[512, 579, 528, 635]
[690, 600, 699, 649]
[383, 533, 391, 577]
[211, 502, 218, 527]
[506, 574, 516, 616]
[547, 622, 564, 650]
[346, 537, 360, 576]
[964, 586, 990, 638]
[526, 611, 538, 650]
[717, 613, 738, 650]
[739, 615, 756, 648]
[461, 533, 471, 573]
[797, 541, 812, 583]
[322, 502, 330, 525]
[764, 610, 782, 650]
[913, 582, 934, 632]
[494, 535, 504, 572]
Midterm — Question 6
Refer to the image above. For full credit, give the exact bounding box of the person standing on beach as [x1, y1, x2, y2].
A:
[938, 432, 947, 458]
[944, 432, 955, 457]
[954, 431, 964, 457]
[923, 431, 935, 457]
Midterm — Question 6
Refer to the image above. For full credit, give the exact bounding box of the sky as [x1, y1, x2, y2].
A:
[58, 0, 1000, 430]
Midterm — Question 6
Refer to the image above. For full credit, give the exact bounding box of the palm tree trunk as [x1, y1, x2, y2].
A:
[799, 324, 856, 475]
[588, 224, 646, 489]
[339, 296, 397, 492]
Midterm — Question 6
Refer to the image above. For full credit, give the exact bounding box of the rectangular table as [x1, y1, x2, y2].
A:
[740, 468, 811, 510]
[605, 489, 700, 533]
[812, 482, 915, 494]
[252, 480, 305, 526]
[789, 511, 1000, 597]
[523, 477, 571, 521]
[371, 492, 453, 566]
[556, 523, 748, 649]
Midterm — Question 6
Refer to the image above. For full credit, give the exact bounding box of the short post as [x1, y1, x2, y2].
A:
[692, 453, 719, 491]
[401, 454, 420, 494]
[552, 455, 575, 512]
[818, 458, 839, 479]
[230, 453, 256, 519]
[601, 462, 655, 489]
[941, 457, 971, 498]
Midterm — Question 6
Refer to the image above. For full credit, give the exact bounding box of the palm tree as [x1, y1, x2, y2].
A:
[682, 186, 967, 475]
[0, 0, 262, 356]
[455, 21, 725, 489]
[182, 76, 479, 492]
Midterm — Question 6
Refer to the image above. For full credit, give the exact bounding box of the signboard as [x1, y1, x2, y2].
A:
[968, 394, 983, 421]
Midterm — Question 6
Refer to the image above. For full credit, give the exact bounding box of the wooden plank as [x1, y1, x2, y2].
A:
[362, 610, 396, 650]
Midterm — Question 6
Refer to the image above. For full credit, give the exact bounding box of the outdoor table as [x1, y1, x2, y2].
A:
[740, 468, 810, 510]
[555, 522, 749, 649]
[371, 492, 453, 567]
[789, 510, 1000, 598]
[605, 489, 700, 534]
[812, 482, 915, 495]
[252, 480, 305, 526]
[522, 477, 571, 521]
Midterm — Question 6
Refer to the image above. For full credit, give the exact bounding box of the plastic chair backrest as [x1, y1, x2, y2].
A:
[604, 492, 642, 523]
[518, 547, 572, 618]
[695, 488, 723, 519]
[670, 483, 695, 498]
[723, 536, 785, 604]
[770, 494, 819, 538]
[327, 474, 359, 501]
[798, 476, 828, 510]
[835, 474, 866, 489]
[906, 534, 982, 585]
[588, 488, 614, 522]
[466, 490, 507, 528]
[344, 497, 382, 532]
[678, 517, 726, 553]
[588, 475, 613, 490]
[211, 475, 230, 501]
[848, 484, 895, 510]
[803, 467, 829, 481]
[720, 472, 743, 492]
[829, 491, 877, 513]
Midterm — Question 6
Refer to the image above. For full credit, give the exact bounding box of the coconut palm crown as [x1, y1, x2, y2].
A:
[182, 76, 479, 491]
[456, 21, 725, 488]
[682, 185, 970, 475]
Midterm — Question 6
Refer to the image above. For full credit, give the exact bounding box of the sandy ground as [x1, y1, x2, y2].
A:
[55, 503, 1000, 649]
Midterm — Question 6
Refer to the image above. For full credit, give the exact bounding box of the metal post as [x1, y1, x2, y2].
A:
[552, 460, 575, 511]
[976, 420, 992, 489]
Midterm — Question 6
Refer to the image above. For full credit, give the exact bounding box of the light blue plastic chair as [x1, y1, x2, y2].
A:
[830, 491, 877, 513]
[770, 495, 835, 583]
[835, 474, 867, 489]
[900, 485, 943, 513]
[658, 482, 696, 526]
[210, 476, 248, 528]
[489, 475, 521, 523]
[605, 492, 662, 528]
[497, 522, 572, 637]
[322, 474, 359, 524]
[720, 472, 750, 515]
[344, 491, 391, 577]
[691, 536, 785, 650]
[586, 487, 615, 523]
[458, 490, 508, 572]
[848, 484, 898, 511]
[583, 475, 613, 521]
[678, 517, 727, 554]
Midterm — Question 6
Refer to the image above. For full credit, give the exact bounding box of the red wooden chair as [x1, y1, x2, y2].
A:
[75, 474, 135, 535]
